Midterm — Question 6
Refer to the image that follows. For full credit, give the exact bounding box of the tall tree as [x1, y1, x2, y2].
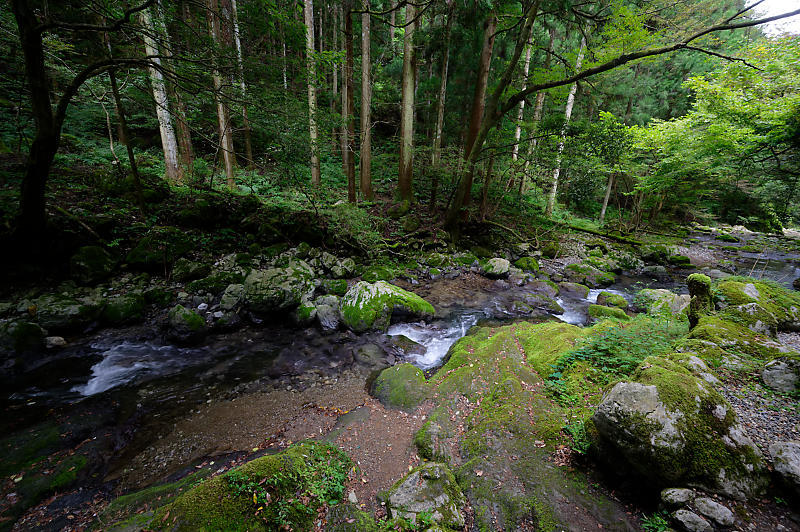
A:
[430, 0, 454, 210]
[522, 26, 556, 195]
[359, 0, 374, 200]
[398, 3, 416, 202]
[231, 0, 254, 168]
[545, 33, 586, 217]
[142, 2, 182, 184]
[303, 0, 321, 185]
[511, 43, 532, 162]
[343, 1, 356, 202]
[208, 0, 236, 188]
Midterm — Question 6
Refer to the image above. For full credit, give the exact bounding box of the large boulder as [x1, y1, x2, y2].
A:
[481, 258, 510, 279]
[32, 292, 104, 335]
[564, 263, 615, 288]
[0, 321, 46, 352]
[100, 293, 145, 325]
[592, 356, 767, 499]
[242, 261, 315, 314]
[166, 304, 206, 343]
[339, 281, 434, 333]
[715, 278, 800, 331]
[769, 441, 800, 497]
[761, 356, 799, 393]
[636, 288, 690, 316]
[385, 462, 466, 529]
[70, 246, 115, 284]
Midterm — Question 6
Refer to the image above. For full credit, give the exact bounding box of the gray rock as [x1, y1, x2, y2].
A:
[762, 358, 799, 393]
[672, 509, 712, 532]
[243, 261, 315, 314]
[354, 343, 388, 371]
[33, 292, 104, 334]
[316, 304, 340, 332]
[386, 462, 466, 529]
[220, 283, 244, 311]
[331, 257, 356, 279]
[693, 497, 735, 526]
[166, 304, 206, 343]
[636, 288, 690, 316]
[769, 441, 800, 496]
[0, 321, 46, 352]
[482, 258, 510, 279]
[171, 258, 211, 282]
[661, 487, 694, 508]
[339, 281, 434, 333]
[45, 336, 67, 349]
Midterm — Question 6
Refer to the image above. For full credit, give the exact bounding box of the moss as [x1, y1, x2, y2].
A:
[668, 255, 692, 267]
[361, 265, 397, 282]
[714, 276, 800, 330]
[588, 304, 629, 321]
[325, 503, 381, 531]
[321, 279, 348, 296]
[453, 252, 478, 266]
[49, 454, 87, 490]
[152, 442, 351, 531]
[340, 281, 434, 332]
[717, 233, 740, 243]
[513, 257, 539, 273]
[0, 422, 61, 477]
[596, 291, 628, 309]
[689, 315, 788, 360]
[186, 271, 245, 295]
[373, 363, 429, 410]
[101, 294, 145, 325]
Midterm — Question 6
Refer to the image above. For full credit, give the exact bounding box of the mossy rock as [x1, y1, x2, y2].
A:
[385, 462, 466, 528]
[668, 254, 692, 267]
[243, 261, 315, 314]
[401, 215, 421, 233]
[361, 265, 397, 282]
[32, 292, 104, 335]
[564, 263, 615, 288]
[324, 504, 381, 531]
[372, 363, 428, 410]
[640, 244, 671, 265]
[596, 291, 628, 310]
[0, 320, 46, 352]
[588, 304, 628, 321]
[126, 227, 194, 272]
[171, 258, 211, 282]
[558, 282, 590, 299]
[540, 241, 561, 259]
[635, 288, 690, 317]
[186, 271, 245, 295]
[714, 277, 800, 331]
[321, 279, 348, 296]
[513, 256, 539, 273]
[689, 314, 793, 361]
[101, 294, 145, 325]
[481, 258, 510, 279]
[70, 245, 116, 285]
[387, 200, 411, 219]
[717, 233, 740, 243]
[167, 304, 206, 344]
[425, 252, 454, 269]
[593, 356, 768, 499]
[340, 281, 434, 333]
[150, 442, 351, 531]
[584, 255, 621, 274]
[453, 252, 478, 266]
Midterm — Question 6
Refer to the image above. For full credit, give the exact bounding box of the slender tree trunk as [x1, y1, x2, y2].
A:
[479, 154, 495, 221]
[512, 43, 532, 162]
[522, 26, 555, 195]
[281, 28, 288, 90]
[398, 3, 416, 202]
[389, 2, 396, 51]
[430, 1, 453, 211]
[444, 1, 541, 231]
[143, 4, 182, 184]
[461, 14, 497, 206]
[599, 172, 615, 224]
[208, 0, 236, 188]
[303, 0, 321, 186]
[231, 0, 254, 168]
[359, 0, 374, 200]
[545, 34, 586, 217]
[343, 2, 356, 202]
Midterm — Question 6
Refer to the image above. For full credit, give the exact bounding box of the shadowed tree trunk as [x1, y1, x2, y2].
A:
[430, 0, 453, 211]
[231, 0, 253, 168]
[343, 1, 356, 202]
[522, 26, 555, 195]
[359, 0, 374, 200]
[303, 0, 321, 186]
[208, 0, 236, 188]
[398, 3, 416, 202]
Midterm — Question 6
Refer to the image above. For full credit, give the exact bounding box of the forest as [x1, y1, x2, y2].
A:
[1, 0, 800, 531]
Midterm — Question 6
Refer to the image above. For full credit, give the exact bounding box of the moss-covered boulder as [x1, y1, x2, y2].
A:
[0, 320, 46, 352]
[636, 288, 690, 317]
[126, 227, 194, 271]
[32, 292, 104, 335]
[688, 273, 713, 328]
[714, 277, 800, 331]
[321, 279, 348, 296]
[688, 315, 790, 360]
[717, 233, 739, 243]
[592, 356, 767, 499]
[640, 244, 671, 264]
[559, 282, 590, 299]
[171, 258, 211, 282]
[564, 263, 615, 288]
[70, 245, 115, 284]
[588, 304, 629, 321]
[761, 356, 800, 393]
[513, 256, 539, 273]
[668, 254, 692, 267]
[585, 255, 621, 274]
[330, 257, 356, 279]
[596, 291, 628, 309]
[339, 281, 434, 333]
[481, 257, 510, 279]
[150, 442, 350, 531]
[372, 363, 428, 410]
[100, 294, 145, 325]
[187, 271, 246, 295]
[385, 462, 465, 529]
[243, 261, 315, 314]
[166, 304, 206, 344]
[360, 264, 397, 282]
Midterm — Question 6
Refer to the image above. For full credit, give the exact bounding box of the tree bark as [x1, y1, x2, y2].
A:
[143, 3, 182, 184]
[343, 2, 356, 202]
[398, 3, 416, 202]
[479, 154, 495, 221]
[512, 43, 532, 162]
[207, 0, 236, 188]
[389, 2, 396, 51]
[231, 0, 254, 168]
[303, 0, 321, 186]
[545, 34, 586, 217]
[430, 1, 453, 211]
[461, 14, 497, 206]
[599, 172, 615, 225]
[359, 0, 374, 200]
